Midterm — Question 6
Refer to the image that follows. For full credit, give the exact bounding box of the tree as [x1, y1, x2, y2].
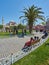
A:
[41, 22, 46, 25]
[18, 24, 26, 29]
[0, 25, 3, 29]
[19, 5, 44, 33]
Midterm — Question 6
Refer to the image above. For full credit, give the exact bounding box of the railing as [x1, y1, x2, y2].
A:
[0, 36, 49, 65]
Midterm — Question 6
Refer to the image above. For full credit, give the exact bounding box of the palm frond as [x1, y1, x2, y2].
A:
[19, 16, 26, 19]
[19, 5, 44, 33]
[35, 8, 42, 11]
[37, 15, 45, 21]
[23, 7, 29, 12]
[37, 11, 44, 14]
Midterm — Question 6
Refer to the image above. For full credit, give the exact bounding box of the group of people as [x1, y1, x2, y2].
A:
[24, 36, 39, 47]
[22, 30, 48, 52]
[22, 36, 39, 52]
[42, 30, 48, 39]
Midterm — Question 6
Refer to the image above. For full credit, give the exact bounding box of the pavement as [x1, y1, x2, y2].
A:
[0, 32, 44, 59]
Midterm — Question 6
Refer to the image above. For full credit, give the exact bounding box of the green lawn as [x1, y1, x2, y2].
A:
[13, 38, 49, 65]
[0, 32, 10, 35]
[0, 30, 30, 38]
[0, 32, 10, 38]
[18, 29, 30, 35]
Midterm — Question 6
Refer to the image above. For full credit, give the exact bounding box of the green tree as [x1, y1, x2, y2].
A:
[19, 5, 44, 33]
[41, 22, 46, 25]
[0, 25, 3, 29]
[18, 24, 26, 29]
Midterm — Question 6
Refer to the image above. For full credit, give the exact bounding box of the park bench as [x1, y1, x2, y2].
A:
[31, 39, 40, 45]
[22, 38, 41, 52]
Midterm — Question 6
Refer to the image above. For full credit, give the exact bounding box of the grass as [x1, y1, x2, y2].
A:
[0, 30, 30, 38]
[18, 29, 30, 35]
[0, 32, 10, 38]
[13, 38, 49, 65]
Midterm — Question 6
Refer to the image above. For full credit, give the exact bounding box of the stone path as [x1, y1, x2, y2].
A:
[0, 32, 44, 59]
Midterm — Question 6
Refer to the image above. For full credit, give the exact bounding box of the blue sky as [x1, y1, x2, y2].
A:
[0, 0, 49, 25]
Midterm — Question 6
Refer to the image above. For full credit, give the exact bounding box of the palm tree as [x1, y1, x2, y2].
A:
[19, 5, 44, 33]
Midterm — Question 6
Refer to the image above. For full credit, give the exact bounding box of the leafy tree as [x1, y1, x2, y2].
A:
[0, 25, 3, 29]
[19, 5, 44, 33]
[18, 24, 26, 29]
[41, 22, 46, 25]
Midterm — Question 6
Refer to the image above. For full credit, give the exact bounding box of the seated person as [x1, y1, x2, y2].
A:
[36, 36, 39, 40]
[43, 30, 48, 36]
[24, 37, 35, 48]
[42, 32, 48, 39]
[34, 36, 39, 40]
[34, 36, 37, 40]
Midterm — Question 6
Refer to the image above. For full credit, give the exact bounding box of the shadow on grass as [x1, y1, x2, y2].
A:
[45, 43, 49, 46]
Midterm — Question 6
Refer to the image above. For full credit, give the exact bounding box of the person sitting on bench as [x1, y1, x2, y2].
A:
[24, 37, 35, 48]
[34, 36, 39, 40]
[22, 37, 35, 51]
[42, 31, 48, 39]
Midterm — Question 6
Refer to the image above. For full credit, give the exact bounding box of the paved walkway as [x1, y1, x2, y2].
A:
[0, 32, 44, 59]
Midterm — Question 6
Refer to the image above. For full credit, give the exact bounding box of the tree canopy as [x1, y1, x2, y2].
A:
[19, 5, 44, 33]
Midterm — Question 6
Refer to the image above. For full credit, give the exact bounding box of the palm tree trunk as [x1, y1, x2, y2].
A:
[29, 23, 33, 34]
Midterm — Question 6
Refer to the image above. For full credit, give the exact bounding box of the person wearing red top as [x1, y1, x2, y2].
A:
[22, 37, 34, 52]
[24, 37, 34, 47]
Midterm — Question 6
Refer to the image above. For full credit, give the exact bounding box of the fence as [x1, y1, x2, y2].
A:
[0, 36, 49, 65]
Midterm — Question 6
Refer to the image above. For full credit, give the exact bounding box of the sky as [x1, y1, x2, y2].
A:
[0, 0, 49, 25]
